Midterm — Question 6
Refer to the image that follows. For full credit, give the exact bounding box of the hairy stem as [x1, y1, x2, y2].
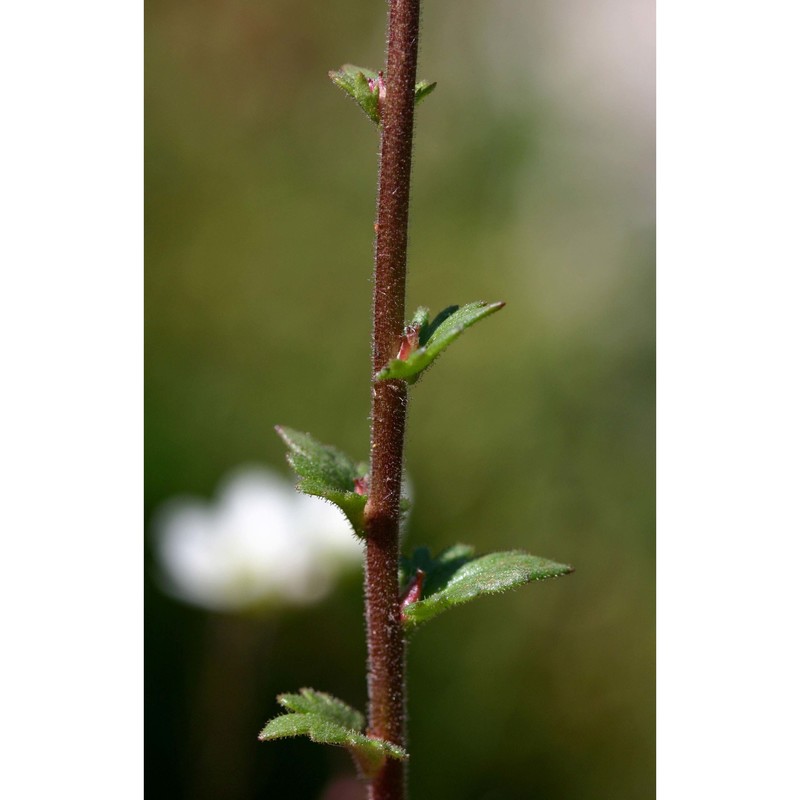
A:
[364, 1, 421, 799]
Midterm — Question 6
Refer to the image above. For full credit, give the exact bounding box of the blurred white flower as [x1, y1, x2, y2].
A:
[151, 465, 364, 612]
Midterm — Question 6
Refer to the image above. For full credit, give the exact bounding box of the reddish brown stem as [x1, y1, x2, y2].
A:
[363, 2, 421, 799]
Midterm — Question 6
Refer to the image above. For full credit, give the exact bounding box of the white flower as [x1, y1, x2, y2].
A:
[151, 465, 364, 612]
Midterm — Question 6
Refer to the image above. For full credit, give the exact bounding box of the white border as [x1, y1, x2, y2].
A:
[658, 2, 799, 797]
[1, 2, 143, 796]
[3, 0, 799, 796]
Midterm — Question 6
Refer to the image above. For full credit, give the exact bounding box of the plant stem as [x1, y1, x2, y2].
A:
[363, 1, 421, 799]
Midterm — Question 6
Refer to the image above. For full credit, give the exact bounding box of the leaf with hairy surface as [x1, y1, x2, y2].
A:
[376, 301, 505, 383]
[259, 688, 407, 778]
[400, 545, 573, 630]
[275, 426, 368, 535]
[329, 64, 437, 125]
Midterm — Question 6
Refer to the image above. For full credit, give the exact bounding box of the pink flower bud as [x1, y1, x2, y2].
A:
[367, 72, 386, 100]
[400, 569, 425, 617]
[367, 72, 386, 119]
[353, 475, 369, 496]
[396, 323, 420, 361]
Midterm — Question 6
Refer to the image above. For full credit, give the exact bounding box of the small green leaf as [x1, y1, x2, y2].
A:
[329, 64, 438, 125]
[334, 64, 380, 84]
[410, 306, 430, 328]
[259, 688, 407, 778]
[276, 426, 368, 535]
[329, 64, 381, 123]
[414, 79, 437, 104]
[376, 301, 505, 383]
[400, 545, 573, 630]
[278, 688, 364, 730]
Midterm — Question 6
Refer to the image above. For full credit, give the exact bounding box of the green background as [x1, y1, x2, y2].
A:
[145, 0, 654, 797]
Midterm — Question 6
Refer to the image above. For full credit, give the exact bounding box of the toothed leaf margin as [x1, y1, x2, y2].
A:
[275, 426, 368, 535]
[259, 688, 407, 778]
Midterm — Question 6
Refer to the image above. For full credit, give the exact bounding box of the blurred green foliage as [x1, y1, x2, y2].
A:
[146, 0, 654, 798]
